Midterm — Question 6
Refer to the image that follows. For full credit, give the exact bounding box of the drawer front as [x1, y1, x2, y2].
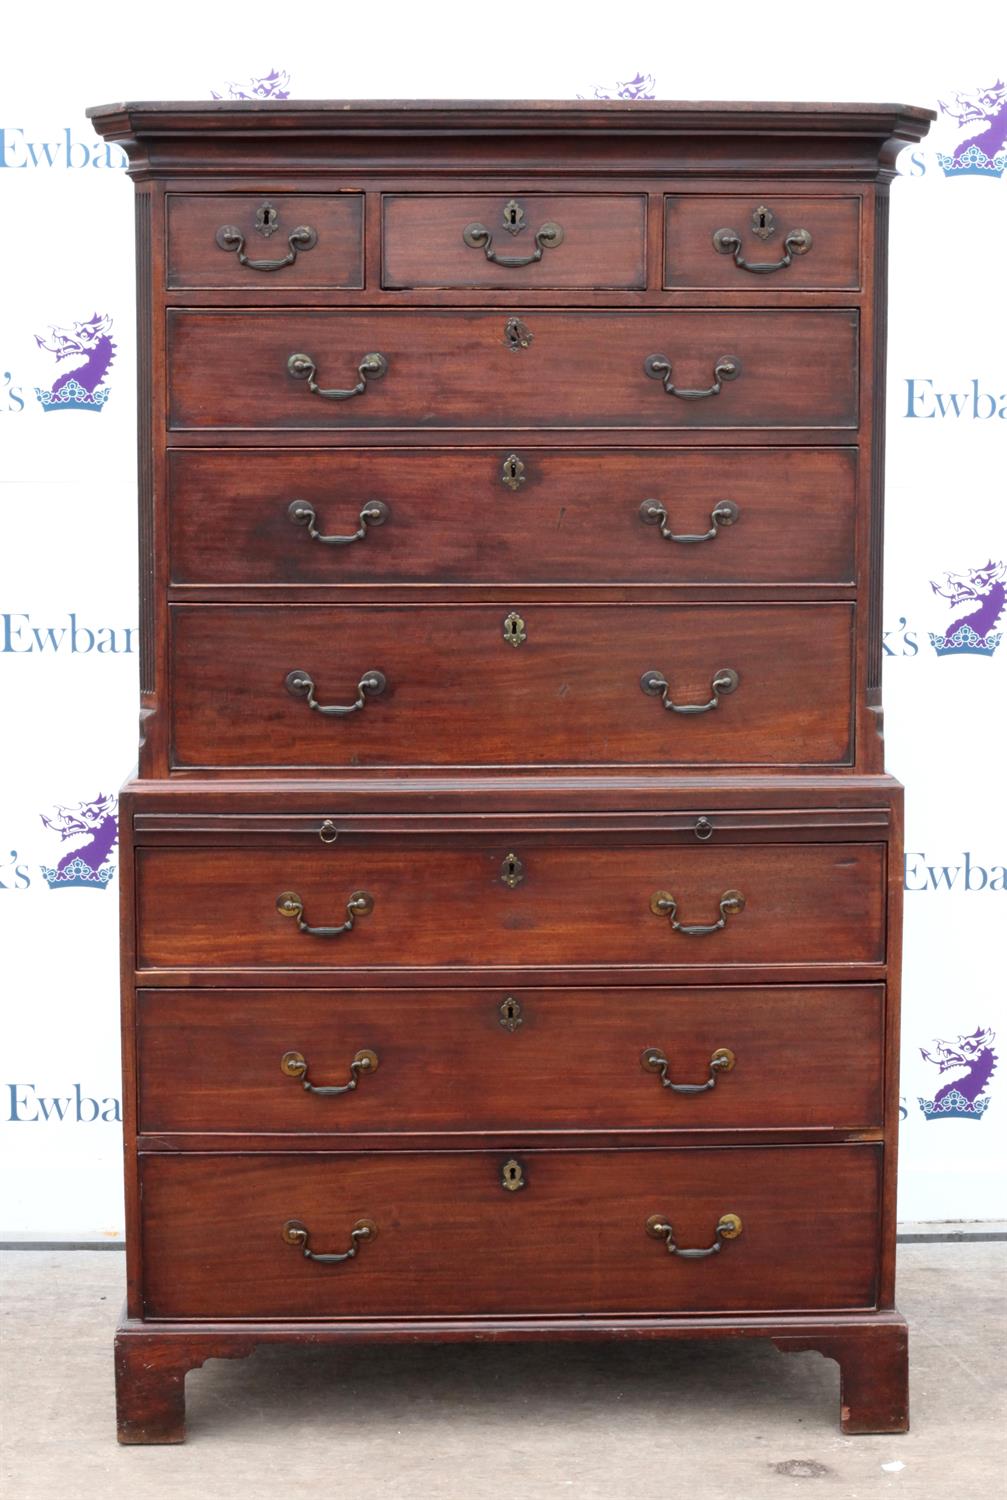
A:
[169, 603, 854, 769]
[166, 193, 365, 289]
[135, 840, 886, 972]
[665, 196, 861, 290]
[168, 447, 857, 588]
[166, 310, 859, 431]
[140, 1146, 881, 1318]
[136, 985, 885, 1134]
[381, 193, 647, 289]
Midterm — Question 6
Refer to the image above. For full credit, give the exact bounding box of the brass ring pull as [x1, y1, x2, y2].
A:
[640, 667, 739, 714]
[462, 220, 564, 266]
[281, 1048, 379, 1095]
[276, 889, 374, 937]
[641, 1046, 736, 1093]
[287, 351, 388, 401]
[650, 889, 745, 936]
[285, 668, 387, 716]
[644, 353, 741, 400]
[282, 1218, 376, 1264]
[287, 498, 389, 546]
[712, 226, 813, 273]
[215, 223, 318, 271]
[646, 1212, 742, 1258]
[639, 498, 739, 544]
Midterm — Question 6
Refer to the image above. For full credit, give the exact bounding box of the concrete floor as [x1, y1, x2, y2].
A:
[1, 1244, 1003, 1500]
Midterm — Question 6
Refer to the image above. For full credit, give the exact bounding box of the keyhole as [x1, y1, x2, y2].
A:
[501, 1158, 525, 1191]
[500, 453, 526, 491]
[506, 205, 517, 225]
[757, 210, 768, 231]
[499, 995, 523, 1030]
[502, 611, 527, 647]
[256, 202, 280, 237]
[500, 851, 525, 888]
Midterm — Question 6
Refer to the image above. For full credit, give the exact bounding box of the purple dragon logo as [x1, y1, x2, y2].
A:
[919, 1027, 998, 1120]
[936, 81, 1007, 177]
[578, 72, 656, 101]
[928, 560, 1005, 657]
[33, 312, 116, 413]
[40, 794, 118, 891]
[211, 68, 290, 101]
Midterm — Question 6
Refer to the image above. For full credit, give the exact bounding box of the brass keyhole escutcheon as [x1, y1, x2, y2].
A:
[499, 996, 523, 1032]
[751, 204, 775, 240]
[502, 198, 526, 235]
[255, 201, 280, 237]
[504, 316, 533, 350]
[500, 852, 525, 889]
[501, 453, 526, 492]
[503, 611, 527, 647]
[501, 1158, 526, 1192]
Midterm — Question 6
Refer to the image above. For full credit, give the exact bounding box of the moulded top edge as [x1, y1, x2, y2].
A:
[85, 98, 936, 141]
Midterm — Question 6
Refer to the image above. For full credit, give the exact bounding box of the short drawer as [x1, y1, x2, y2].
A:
[135, 839, 886, 974]
[665, 195, 861, 290]
[381, 192, 647, 289]
[166, 193, 365, 289]
[139, 1145, 881, 1318]
[136, 984, 885, 1135]
[167, 446, 857, 588]
[166, 309, 859, 431]
[168, 603, 854, 770]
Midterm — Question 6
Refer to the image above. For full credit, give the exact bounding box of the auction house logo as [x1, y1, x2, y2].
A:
[39, 794, 118, 891]
[211, 68, 290, 101]
[936, 81, 1007, 177]
[0, 127, 127, 169]
[578, 72, 656, 100]
[928, 560, 1005, 657]
[33, 312, 116, 413]
[898, 79, 1006, 178]
[918, 1027, 997, 1120]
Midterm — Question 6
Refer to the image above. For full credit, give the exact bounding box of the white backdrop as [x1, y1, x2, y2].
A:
[1, 3, 1004, 1239]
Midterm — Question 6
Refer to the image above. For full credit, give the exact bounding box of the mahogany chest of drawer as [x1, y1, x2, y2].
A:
[87, 97, 933, 1444]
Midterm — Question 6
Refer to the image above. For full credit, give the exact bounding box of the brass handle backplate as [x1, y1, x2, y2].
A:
[285, 668, 387, 716]
[288, 497, 389, 546]
[641, 1046, 736, 1094]
[641, 667, 739, 714]
[644, 353, 741, 400]
[281, 1048, 379, 1095]
[650, 889, 745, 936]
[287, 351, 388, 401]
[639, 497, 740, 544]
[645, 1212, 743, 1257]
[215, 222, 317, 271]
[282, 1218, 376, 1264]
[712, 225, 813, 273]
[276, 889, 374, 937]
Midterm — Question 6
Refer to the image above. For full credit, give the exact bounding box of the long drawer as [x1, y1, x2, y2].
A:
[169, 603, 854, 770]
[166, 309, 859, 431]
[134, 839, 886, 973]
[136, 984, 885, 1135]
[167, 447, 858, 588]
[139, 1146, 881, 1318]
